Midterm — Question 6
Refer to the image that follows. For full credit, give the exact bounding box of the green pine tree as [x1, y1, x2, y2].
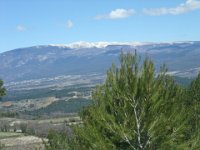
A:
[182, 73, 200, 149]
[73, 52, 188, 150]
[46, 52, 198, 150]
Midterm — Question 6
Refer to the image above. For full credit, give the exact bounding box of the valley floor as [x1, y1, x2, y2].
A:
[0, 115, 81, 150]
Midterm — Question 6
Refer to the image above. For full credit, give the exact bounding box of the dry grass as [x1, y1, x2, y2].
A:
[0, 135, 46, 150]
[0, 132, 23, 139]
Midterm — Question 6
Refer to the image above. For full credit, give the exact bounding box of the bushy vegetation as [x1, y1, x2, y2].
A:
[45, 130, 74, 150]
[26, 98, 92, 116]
[46, 52, 200, 149]
[2, 85, 92, 101]
[0, 111, 18, 118]
[0, 143, 4, 150]
[0, 79, 6, 100]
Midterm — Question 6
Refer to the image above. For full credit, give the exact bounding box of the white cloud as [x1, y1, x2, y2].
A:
[143, 0, 200, 16]
[16, 25, 26, 32]
[95, 8, 135, 20]
[66, 20, 73, 28]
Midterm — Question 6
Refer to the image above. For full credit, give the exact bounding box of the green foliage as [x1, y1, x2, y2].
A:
[182, 74, 200, 149]
[20, 123, 27, 133]
[45, 130, 77, 150]
[2, 85, 92, 101]
[0, 79, 6, 99]
[26, 98, 91, 116]
[46, 52, 200, 150]
[0, 143, 5, 150]
[0, 111, 19, 118]
[72, 52, 188, 149]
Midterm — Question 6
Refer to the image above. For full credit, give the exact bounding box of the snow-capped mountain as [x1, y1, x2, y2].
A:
[1, 41, 200, 83]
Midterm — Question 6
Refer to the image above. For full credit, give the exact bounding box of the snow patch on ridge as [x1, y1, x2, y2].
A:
[49, 41, 195, 49]
[49, 41, 149, 49]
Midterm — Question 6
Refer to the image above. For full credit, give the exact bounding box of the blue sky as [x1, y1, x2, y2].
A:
[0, 0, 200, 52]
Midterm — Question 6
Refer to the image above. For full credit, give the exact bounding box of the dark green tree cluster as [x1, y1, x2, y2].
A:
[46, 52, 199, 149]
[0, 79, 5, 150]
[0, 79, 6, 99]
[45, 130, 75, 150]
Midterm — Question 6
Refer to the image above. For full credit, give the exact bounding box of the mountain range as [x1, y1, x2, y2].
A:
[1, 41, 200, 86]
